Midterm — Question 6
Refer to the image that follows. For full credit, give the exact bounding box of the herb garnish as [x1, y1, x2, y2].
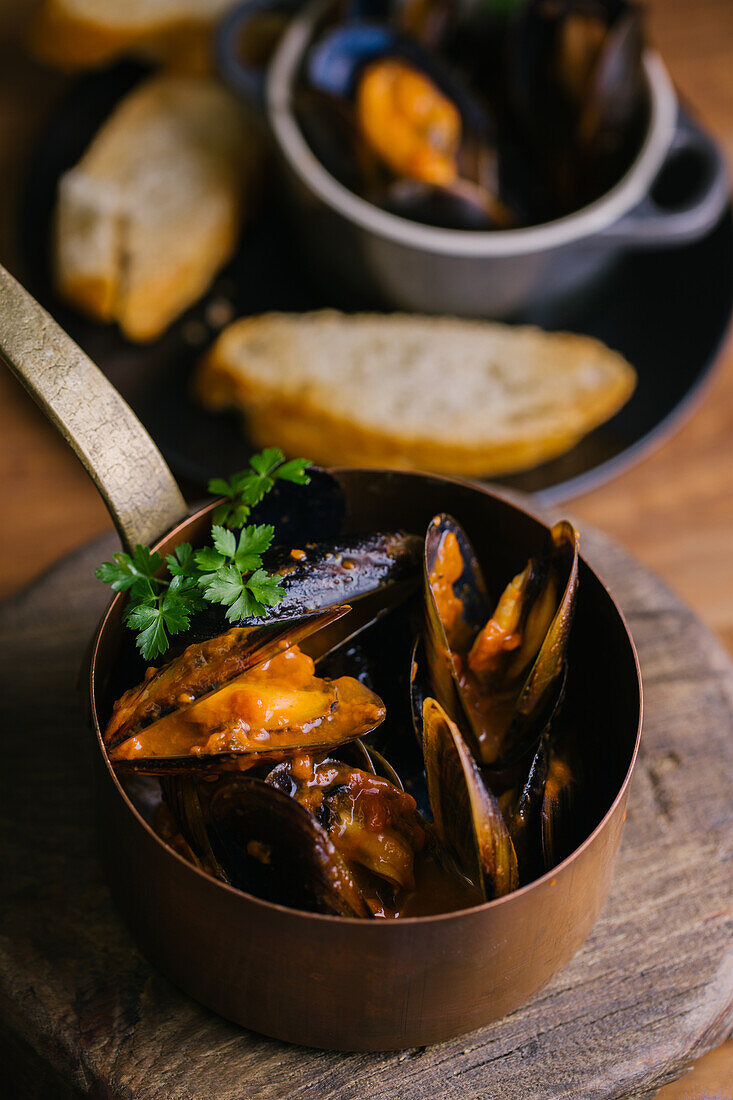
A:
[96, 448, 311, 661]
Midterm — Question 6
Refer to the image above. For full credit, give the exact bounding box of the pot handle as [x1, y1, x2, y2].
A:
[0, 264, 188, 552]
[599, 108, 730, 247]
[217, 0, 303, 106]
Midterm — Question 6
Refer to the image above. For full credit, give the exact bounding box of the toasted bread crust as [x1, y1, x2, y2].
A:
[195, 312, 636, 477]
[54, 75, 255, 342]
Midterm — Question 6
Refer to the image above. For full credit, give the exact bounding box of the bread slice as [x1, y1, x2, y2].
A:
[29, 0, 236, 72]
[195, 311, 636, 477]
[54, 75, 255, 343]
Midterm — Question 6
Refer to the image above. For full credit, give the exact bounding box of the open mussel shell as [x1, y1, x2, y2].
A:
[108, 669, 386, 775]
[160, 775, 230, 884]
[508, 521, 579, 760]
[422, 697, 518, 900]
[506, 736, 549, 885]
[423, 512, 490, 731]
[105, 606, 349, 752]
[185, 530, 423, 646]
[541, 741, 582, 872]
[424, 513, 579, 773]
[207, 777, 371, 917]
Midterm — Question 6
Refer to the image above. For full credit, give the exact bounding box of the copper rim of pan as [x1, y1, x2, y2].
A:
[88, 469, 644, 926]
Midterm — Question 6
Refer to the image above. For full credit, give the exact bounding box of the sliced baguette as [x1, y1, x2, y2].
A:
[195, 311, 636, 477]
[54, 74, 255, 343]
[29, 0, 236, 72]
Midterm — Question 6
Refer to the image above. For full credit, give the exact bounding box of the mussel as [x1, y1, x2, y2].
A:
[423, 513, 579, 772]
[302, 22, 515, 228]
[422, 697, 518, 900]
[106, 623, 387, 774]
[105, 529, 422, 772]
[208, 777, 372, 917]
[185, 530, 423, 645]
[267, 753, 426, 914]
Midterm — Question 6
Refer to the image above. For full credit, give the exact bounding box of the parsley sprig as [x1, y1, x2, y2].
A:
[208, 447, 311, 528]
[95, 448, 311, 661]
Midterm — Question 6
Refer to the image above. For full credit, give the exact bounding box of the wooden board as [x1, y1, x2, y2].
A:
[0, 524, 731, 1100]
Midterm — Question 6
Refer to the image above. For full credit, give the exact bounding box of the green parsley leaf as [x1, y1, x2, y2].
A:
[208, 449, 311, 528]
[211, 525, 237, 558]
[274, 458, 312, 485]
[166, 543, 197, 578]
[233, 524, 274, 572]
[97, 449, 310, 659]
[249, 446, 285, 476]
[194, 545, 226, 572]
[132, 544, 163, 578]
[200, 563, 245, 607]
[136, 612, 171, 661]
[246, 569, 285, 607]
[208, 477, 233, 496]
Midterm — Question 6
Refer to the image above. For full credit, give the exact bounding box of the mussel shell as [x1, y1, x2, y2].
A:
[307, 22, 492, 137]
[508, 520, 579, 763]
[507, 736, 549, 885]
[424, 513, 579, 772]
[541, 739, 582, 872]
[409, 633, 428, 746]
[208, 777, 371, 917]
[160, 775, 230, 883]
[104, 606, 349, 752]
[423, 513, 490, 739]
[108, 670, 386, 775]
[184, 530, 423, 646]
[422, 697, 518, 900]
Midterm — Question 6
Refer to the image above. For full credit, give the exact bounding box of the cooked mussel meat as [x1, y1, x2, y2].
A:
[267, 753, 425, 912]
[107, 636, 386, 774]
[424, 514, 579, 769]
[303, 22, 514, 228]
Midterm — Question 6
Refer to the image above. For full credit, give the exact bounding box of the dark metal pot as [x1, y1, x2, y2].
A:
[0, 267, 642, 1050]
[218, 0, 730, 318]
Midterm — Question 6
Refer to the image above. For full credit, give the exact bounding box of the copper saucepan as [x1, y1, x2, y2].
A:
[0, 265, 642, 1051]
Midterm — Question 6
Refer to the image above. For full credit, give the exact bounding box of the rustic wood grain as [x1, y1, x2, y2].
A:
[0, 527, 730, 1100]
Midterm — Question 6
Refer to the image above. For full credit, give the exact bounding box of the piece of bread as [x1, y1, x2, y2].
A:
[194, 311, 636, 477]
[54, 74, 255, 343]
[29, 0, 237, 72]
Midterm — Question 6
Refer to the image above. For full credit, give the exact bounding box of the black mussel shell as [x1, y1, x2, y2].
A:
[104, 606, 349, 751]
[208, 777, 371, 917]
[184, 530, 422, 646]
[422, 697, 518, 900]
[307, 22, 492, 138]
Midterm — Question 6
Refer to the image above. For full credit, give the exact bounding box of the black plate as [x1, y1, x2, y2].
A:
[21, 63, 733, 505]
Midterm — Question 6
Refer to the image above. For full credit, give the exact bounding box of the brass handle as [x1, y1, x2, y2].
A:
[0, 264, 188, 551]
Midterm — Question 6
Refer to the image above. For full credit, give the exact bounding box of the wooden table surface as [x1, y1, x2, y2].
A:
[0, 1, 731, 1095]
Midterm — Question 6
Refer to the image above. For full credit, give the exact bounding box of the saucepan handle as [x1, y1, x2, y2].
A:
[216, 0, 303, 106]
[600, 108, 730, 247]
[0, 264, 188, 552]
